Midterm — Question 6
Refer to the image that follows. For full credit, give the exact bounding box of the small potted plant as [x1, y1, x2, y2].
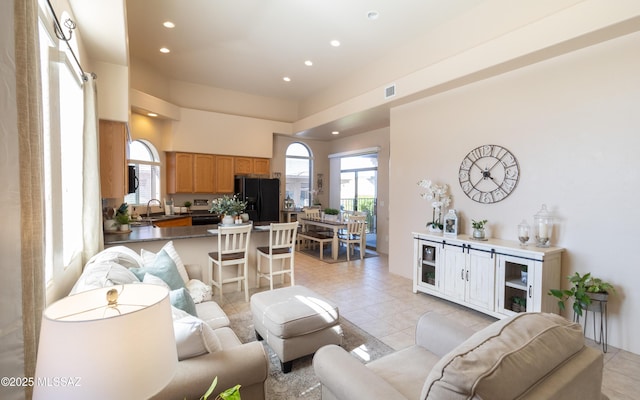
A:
[323, 208, 340, 222]
[209, 195, 247, 225]
[115, 203, 131, 231]
[425, 271, 436, 286]
[511, 296, 527, 313]
[548, 272, 615, 321]
[471, 219, 487, 239]
[184, 201, 192, 213]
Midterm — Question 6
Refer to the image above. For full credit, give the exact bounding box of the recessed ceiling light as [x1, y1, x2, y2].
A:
[367, 10, 379, 20]
[163, 21, 175, 28]
[304, 60, 313, 66]
[283, 77, 291, 82]
[147, 112, 158, 117]
[332, 131, 340, 135]
[330, 40, 341, 47]
[159, 47, 170, 54]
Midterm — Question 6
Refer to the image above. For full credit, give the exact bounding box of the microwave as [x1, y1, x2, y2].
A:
[128, 165, 138, 194]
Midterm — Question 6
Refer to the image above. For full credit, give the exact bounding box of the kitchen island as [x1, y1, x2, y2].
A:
[104, 223, 276, 294]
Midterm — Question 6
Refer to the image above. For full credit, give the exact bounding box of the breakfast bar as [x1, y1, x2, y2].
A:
[104, 224, 273, 292]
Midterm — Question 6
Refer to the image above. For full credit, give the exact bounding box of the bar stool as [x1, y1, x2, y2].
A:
[208, 224, 252, 302]
[256, 222, 298, 291]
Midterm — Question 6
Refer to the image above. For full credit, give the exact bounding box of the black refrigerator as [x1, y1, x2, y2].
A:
[234, 177, 280, 222]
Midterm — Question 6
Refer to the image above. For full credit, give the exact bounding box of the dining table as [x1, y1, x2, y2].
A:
[299, 217, 366, 260]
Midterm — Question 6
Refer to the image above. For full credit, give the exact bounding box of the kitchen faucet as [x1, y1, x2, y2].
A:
[146, 199, 162, 218]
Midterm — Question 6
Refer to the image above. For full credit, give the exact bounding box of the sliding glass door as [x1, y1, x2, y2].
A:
[340, 154, 377, 249]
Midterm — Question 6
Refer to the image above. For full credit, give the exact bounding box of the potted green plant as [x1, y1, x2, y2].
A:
[184, 201, 192, 212]
[471, 219, 487, 239]
[115, 203, 131, 231]
[511, 296, 527, 313]
[425, 271, 436, 285]
[200, 376, 241, 400]
[323, 207, 340, 221]
[209, 195, 247, 224]
[548, 272, 615, 321]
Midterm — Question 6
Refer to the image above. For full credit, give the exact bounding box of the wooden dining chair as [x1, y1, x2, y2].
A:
[256, 222, 299, 290]
[208, 224, 252, 302]
[338, 215, 367, 261]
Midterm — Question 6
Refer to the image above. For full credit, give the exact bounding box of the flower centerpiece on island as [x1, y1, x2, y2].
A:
[417, 179, 451, 232]
[209, 194, 247, 218]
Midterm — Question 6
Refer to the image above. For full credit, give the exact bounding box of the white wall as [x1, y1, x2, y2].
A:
[389, 32, 640, 354]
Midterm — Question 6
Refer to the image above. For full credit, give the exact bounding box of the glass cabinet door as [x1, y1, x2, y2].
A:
[417, 241, 438, 289]
[497, 254, 536, 315]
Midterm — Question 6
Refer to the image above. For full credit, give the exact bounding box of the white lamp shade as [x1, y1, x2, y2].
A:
[34, 284, 177, 400]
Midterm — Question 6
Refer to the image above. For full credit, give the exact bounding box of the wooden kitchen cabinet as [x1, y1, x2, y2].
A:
[216, 156, 235, 193]
[99, 119, 127, 199]
[193, 154, 215, 193]
[166, 152, 194, 193]
[153, 216, 192, 227]
[167, 152, 216, 194]
[234, 157, 271, 176]
[253, 158, 270, 175]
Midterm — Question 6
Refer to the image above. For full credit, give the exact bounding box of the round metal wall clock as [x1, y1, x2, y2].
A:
[458, 144, 520, 204]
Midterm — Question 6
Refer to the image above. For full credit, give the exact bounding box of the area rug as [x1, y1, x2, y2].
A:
[296, 246, 379, 264]
[228, 310, 393, 400]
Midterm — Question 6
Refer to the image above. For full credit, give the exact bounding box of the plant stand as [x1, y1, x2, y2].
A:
[579, 298, 608, 353]
[587, 298, 608, 353]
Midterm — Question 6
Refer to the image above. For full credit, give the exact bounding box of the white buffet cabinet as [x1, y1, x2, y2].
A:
[412, 232, 564, 319]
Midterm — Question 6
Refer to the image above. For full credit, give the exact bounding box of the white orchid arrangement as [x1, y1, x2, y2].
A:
[417, 179, 451, 230]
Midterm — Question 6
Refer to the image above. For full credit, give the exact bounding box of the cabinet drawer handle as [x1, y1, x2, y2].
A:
[466, 270, 469, 281]
[528, 285, 532, 298]
[461, 269, 464, 280]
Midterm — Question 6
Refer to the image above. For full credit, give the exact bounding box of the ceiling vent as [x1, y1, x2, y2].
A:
[384, 84, 396, 99]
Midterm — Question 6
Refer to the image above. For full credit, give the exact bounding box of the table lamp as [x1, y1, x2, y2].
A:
[33, 284, 177, 400]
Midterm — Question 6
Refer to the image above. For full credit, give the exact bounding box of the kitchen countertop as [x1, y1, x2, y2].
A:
[104, 223, 270, 245]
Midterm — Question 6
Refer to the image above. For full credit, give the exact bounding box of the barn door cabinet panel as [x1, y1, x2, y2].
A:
[412, 232, 563, 319]
[99, 119, 127, 199]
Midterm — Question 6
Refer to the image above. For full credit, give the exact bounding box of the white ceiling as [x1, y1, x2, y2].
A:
[123, 0, 481, 101]
[69, 0, 485, 139]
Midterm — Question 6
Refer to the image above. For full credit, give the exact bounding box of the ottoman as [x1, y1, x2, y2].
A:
[251, 285, 343, 373]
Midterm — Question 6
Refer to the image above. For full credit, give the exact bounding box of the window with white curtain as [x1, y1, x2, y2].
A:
[39, 4, 85, 284]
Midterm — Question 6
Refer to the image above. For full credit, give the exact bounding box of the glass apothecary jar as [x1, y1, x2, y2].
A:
[533, 204, 553, 247]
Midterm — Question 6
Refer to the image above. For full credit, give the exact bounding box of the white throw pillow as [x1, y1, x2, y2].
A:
[142, 273, 170, 289]
[186, 279, 213, 303]
[70, 261, 140, 294]
[141, 241, 189, 284]
[87, 246, 144, 269]
[171, 307, 221, 360]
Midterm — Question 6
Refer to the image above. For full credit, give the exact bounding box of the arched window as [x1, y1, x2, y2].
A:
[285, 143, 312, 207]
[125, 140, 161, 205]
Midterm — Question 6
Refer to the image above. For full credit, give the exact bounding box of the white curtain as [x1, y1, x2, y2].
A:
[82, 73, 103, 262]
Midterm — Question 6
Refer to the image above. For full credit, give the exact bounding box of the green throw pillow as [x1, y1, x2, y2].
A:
[170, 287, 198, 317]
[130, 250, 185, 291]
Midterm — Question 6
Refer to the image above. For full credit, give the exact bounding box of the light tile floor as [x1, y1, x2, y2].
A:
[221, 252, 640, 400]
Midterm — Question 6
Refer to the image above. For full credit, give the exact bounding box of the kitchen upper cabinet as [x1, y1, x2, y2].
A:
[253, 158, 270, 175]
[99, 119, 127, 199]
[193, 154, 215, 193]
[166, 152, 194, 193]
[234, 157, 271, 176]
[216, 156, 235, 193]
[167, 152, 216, 194]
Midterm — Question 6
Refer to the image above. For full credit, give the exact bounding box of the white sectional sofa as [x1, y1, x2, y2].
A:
[70, 243, 268, 400]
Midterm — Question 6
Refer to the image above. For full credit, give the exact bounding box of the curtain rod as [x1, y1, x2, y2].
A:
[45, 0, 94, 82]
